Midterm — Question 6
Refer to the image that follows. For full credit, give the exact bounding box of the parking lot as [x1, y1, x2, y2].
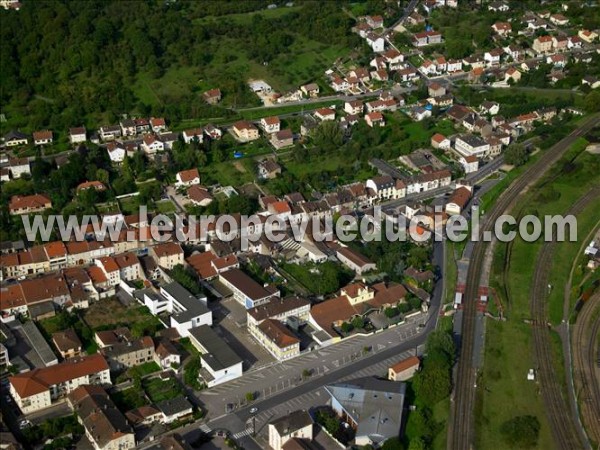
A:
[212, 297, 275, 371]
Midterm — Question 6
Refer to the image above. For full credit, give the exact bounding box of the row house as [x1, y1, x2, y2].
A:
[412, 30, 443, 47]
[405, 170, 452, 195]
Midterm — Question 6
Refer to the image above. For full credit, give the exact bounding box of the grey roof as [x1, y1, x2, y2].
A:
[3, 130, 28, 141]
[189, 325, 242, 371]
[270, 410, 313, 435]
[155, 396, 193, 416]
[162, 282, 209, 323]
[458, 134, 487, 148]
[20, 320, 58, 367]
[325, 377, 406, 446]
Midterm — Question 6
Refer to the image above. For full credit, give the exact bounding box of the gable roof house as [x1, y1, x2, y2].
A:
[9, 194, 52, 215]
[261, 116, 281, 134]
[271, 129, 294, 149]
[232, 121, 260, 142]
[3, 130, 29, 147]
[68, 385, 135, 450]
[268, 410, 314, 450]
[141, 134, 165, 158]
[150, 117, 167, 133]
[176, 168, 201, 187]
[258, 159, 282, 180]
[69, 127, 87, 144]
[52, 329, 83, 359]
[33, 130, 53, 146]
[219, 268, 279, 309]
[182, 128, 204, 144]
[203, 88, 222, 104]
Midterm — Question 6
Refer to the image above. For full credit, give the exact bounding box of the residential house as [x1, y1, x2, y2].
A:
[8, 158, 30, 179]
[446, 58, 462, 72]
[532, 35, 554, 54]
[33, 130, 53, 146]
[428, 82, 446, 97]
[388, 356, 420, 381]
[261, 116, 281, 134]
[69, 127, 87, 144]
[492, 21, 512, 36]
[503, 45, 522, 61]
[484, 48, 504, 66]
[505, 67, 522, 83]
[488, 1, 509, 11]
[300, 83, 320, 97]
[397, 67, 418, 82]
[188, 325, 243, 387]
[176, 168, 201, 187]
[431, 133, 451, 150]
[203, 88, 222, 104]
[271, 129, 294, 149]
[188, 185, 213, 207]
[204, 124, 222, 140]
[120, 119, 136, 137]
[366, 15, 384, 29]
[258, 159, 282, 180]
[460, 155, 479, 174]
[578, 29, 598, 43]
[412, 30, 442, 47]
[383, 49, 404, 70]
[314, 108, 335, 121]
[345, 100, 364, 115]
[582, 76, 600, 89]
[232, 121, 260, 142]
[550, 14, 569, 26]
[548, 53, 568, 68]
[568, 35, 583, 49]
[409, 106, 431, 122]
[365, 112, 385, 128]
[141, 135, 165, 157]
[9, 354, 111, 414]
[366, 32, 385, 52]
[480, 101, 500, 116]
[552, 35, 569, 52]
[100, 336, 154, 371]
[149, 242, 184, 270]
[9, 194, 52, 215]
[331, 76, 349, 92]
[154, 339, 181, 370]
[435, 56, 447, 72]
[155, 397, 193, 424]
[3, 130, 29, 147]
[99, 125, 122, 141]
[52, 329, 82, 359]
[150, 117, 167, 133]
[268, 410, 313, 450]
[182, 129, 204, 144]
[68, 385, 135, 450]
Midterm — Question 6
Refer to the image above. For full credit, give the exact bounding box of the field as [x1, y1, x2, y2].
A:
[476, 136, 600, 449]
[83, 298, 163, 336]
[143, 377, 185, 403]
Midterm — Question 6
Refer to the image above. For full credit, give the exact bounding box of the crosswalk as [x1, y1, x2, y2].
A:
[232, 429, 253, 439]
[198, 423, 211, 434]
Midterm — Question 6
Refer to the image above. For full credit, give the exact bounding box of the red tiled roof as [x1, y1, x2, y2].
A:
[9, 194, 52, 212]
[390, 356, 420, 373]
[177, 168, 200, 183]
[9, 354, 109, 398]
[258, 319, 300, 349]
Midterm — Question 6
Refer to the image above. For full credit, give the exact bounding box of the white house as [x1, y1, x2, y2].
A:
[176, 168, 201, 187]
[182, 128, 204, 144]
[454, 134, 491, 158]
[261, 116, 281, 134]
[138, 282, 212, 338]
[69, 127, 87, 144]
[141, 135, 165, 157]
[268, 410, 313, 450]
[366, 33, 385, 52]
[189, 325, 243, 387]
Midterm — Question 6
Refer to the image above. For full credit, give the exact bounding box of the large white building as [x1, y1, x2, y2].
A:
[454, 134, 491, 158]
[189, 325, 243, 387]
[9, 354, 111, 414]
[136, 282, 212, 337]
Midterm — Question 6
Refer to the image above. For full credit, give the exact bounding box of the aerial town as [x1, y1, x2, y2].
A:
[0, 1, 599, 450]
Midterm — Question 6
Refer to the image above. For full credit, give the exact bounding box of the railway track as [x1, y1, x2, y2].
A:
[530, 188, 599, 450]
[447, 113, 599, 450]
[572, 292, 600, 445]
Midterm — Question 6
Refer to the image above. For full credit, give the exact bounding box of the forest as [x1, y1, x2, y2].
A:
[0, 0, 360, 133]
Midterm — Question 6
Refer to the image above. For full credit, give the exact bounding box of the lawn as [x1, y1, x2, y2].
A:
[155, 199, 176, 214]
[477, 136, 600, 449]
[143, 377, 185, 403]
[112, 387, 149, 412]
[83, 298, 163, 337]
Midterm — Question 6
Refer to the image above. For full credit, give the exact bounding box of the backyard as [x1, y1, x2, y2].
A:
[83, 298, 163, 337]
